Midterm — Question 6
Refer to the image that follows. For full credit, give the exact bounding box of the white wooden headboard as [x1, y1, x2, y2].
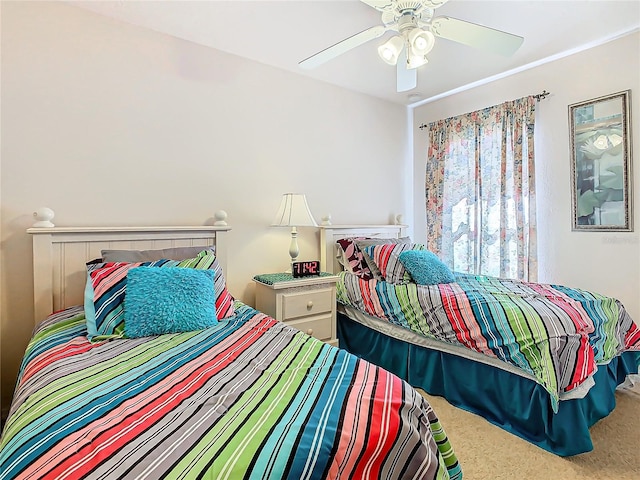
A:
[27, 226, 231, 324]
[319, 225, 407, 274]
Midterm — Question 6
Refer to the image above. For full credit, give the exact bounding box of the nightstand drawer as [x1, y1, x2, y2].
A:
[287, 314, 333, 342]
[282, 288, 333, 320]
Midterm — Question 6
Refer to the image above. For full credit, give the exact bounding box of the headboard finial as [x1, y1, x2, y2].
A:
[321, 214, 332, 226]
[33, 207, 55, 227]
[213, 210, 228, 226]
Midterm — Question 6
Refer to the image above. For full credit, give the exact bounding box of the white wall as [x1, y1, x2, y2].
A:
[0, 2, 409, 413]
[412, 32, 640, 323]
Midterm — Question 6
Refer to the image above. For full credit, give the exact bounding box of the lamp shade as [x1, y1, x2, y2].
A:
[408, 28, 435, 56]
[271, 193, 318, 227]
[377, 35, 404, 66]
[407, 51, 428, 69]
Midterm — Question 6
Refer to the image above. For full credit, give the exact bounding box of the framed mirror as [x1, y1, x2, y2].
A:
[569, 90, 633, 231]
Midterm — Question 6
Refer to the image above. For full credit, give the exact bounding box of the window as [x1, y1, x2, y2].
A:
[425, 96, 537, 280]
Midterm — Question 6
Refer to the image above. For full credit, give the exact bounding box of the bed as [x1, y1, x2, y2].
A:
[319, 224, 640, 457]
[0, 222, 462, 480]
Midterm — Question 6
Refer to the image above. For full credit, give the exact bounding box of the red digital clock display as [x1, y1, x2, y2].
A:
[292, 261, 321, 278]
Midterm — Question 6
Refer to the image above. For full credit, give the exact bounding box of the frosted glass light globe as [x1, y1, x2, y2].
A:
[414, 36, 428, 50]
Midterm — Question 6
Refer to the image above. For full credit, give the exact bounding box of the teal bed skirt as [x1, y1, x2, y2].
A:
[337, 311, 640, 457]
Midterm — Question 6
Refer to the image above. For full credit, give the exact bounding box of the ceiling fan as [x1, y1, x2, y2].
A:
[298, 0, 524, 93]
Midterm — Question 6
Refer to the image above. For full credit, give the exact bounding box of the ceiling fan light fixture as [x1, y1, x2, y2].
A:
[299, 0, 525, 94]
[377, 35, 404, 65]
[408, 28, 435, 55]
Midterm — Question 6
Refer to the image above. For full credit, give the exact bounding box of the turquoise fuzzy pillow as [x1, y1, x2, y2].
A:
[398, 250, 455, 285]
[124, 266, 218, 338]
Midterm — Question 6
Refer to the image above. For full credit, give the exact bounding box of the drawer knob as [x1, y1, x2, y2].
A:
[307, 301, 313, 310]
[306, 328, 313, 335]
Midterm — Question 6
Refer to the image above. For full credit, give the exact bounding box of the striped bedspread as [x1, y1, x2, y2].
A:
[0, 303, 461, 480]
[337, 272, 640, 410]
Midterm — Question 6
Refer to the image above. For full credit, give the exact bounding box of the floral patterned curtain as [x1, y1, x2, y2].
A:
[425, 96, 537, 281]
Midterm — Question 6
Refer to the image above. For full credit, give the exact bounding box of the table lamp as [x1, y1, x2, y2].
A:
[271, 193, 318, 272]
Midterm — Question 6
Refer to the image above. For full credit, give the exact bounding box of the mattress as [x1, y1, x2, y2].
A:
[0, 303, 462, 480]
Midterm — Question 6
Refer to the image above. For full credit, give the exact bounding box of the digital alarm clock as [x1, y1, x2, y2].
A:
[292, 261, 321, 278]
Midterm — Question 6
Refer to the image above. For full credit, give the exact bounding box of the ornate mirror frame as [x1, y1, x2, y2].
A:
[569, 90, 633, 232]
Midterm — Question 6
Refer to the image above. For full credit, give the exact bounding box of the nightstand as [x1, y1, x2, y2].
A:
[253, 273, 339, 347]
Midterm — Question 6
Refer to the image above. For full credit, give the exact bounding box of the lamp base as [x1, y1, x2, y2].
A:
[287, 227, 299, 274]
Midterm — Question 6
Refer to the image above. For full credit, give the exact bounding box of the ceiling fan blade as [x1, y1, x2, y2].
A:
[430, 16, 524, 56]
[299, 25, 387, 69]
[423, 0, 451, 8]
[396, 49, 417, 92]
[359, 0, 394, 12]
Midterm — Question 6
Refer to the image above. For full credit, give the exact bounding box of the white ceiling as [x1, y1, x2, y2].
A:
[68, 0, 640, 106]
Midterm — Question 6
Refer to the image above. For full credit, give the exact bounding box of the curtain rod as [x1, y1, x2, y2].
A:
[418, 90, 551, 130]
[533, 90, 550, 101]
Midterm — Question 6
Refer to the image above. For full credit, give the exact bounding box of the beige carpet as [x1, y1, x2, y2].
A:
[419, 388, 640, 480]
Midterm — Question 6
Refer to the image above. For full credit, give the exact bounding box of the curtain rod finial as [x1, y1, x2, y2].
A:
[534, 90, 550, 101]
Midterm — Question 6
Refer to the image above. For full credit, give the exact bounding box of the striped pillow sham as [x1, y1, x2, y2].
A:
[336, 237, 411, 280]
[361, 243, 426, 284]
[354, 237, 412, 280]
[84, 249, 234, 340]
